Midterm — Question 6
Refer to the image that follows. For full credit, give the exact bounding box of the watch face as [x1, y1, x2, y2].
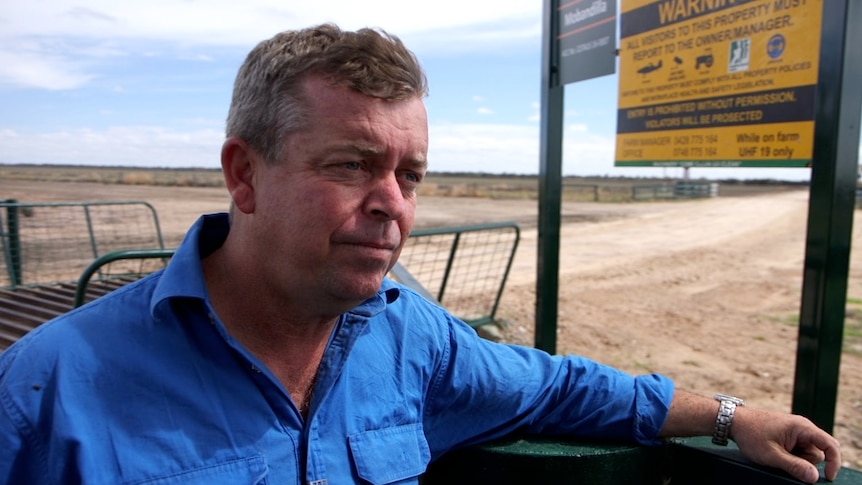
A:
[714, 393, 745, 405]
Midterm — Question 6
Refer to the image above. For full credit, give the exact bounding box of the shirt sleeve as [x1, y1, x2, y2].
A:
[422, 314, 675, 458]
[0, 345, 49, 484]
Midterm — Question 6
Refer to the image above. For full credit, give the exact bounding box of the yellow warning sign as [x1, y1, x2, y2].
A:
[615, 0, 823, 167]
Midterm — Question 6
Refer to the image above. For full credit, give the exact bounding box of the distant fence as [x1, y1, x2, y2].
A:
[633, 182, 719, 201]
[564, 184, 611, 202]
[0, 200, 166, 288]
[0, 201, 520, 349]
[422, 181, 719, 203]
[560, 181, 719, 202]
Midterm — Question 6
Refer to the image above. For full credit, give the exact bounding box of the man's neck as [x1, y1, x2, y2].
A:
[201, 245, 340, 414]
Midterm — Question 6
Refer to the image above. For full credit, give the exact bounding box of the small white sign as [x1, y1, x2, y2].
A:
[728, 38, 752, 73]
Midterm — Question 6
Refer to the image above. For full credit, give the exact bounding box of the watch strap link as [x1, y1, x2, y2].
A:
[712, 393, 744, 446]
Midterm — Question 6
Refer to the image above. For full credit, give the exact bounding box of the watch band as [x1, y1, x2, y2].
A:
[712, 393, 745, 446]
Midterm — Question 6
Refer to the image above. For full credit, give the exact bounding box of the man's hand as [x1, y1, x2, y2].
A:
[660, 390, 842, 483]
[731, 406, 842, 483]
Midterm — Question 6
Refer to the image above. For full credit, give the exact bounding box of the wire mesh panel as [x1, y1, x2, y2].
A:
[0, 201, 166, 288]
[395, 222, 520, 326]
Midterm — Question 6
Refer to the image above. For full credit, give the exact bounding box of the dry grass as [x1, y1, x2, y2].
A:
[0, 165, 226, 188]
[0, 164, 807, 202]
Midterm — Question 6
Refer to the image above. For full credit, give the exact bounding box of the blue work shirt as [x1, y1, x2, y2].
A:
[0, 213, 674, 484]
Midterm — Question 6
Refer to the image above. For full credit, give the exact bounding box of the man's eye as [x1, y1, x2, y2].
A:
[404, 172, 422, 183]
[344, 161, 362, 170]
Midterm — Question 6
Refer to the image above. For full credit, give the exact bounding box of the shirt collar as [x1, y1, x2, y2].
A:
[150, 213, 228, 317]
[348, 282, 401, 318]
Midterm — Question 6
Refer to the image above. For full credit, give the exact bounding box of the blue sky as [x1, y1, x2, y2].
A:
[0, 1, 847, 181]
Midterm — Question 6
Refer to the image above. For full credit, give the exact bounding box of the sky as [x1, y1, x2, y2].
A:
[0, 1, 855, 182]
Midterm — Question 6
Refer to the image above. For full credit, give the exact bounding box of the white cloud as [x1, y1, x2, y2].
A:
[0, 44, 94, 90]
[0, 1, 539, 47]
[429, 122, 537, 174]
[528, 102, 541, 122]
[0, 121, 821, 181]
[0, 1, 541, 90]
[0, 127, 223, 168]
[64, 6, 117, 23]
[477, 107, 494, 115]
[563, 132, 616, 175]
[0, 122, 545, 173]
[430, 122, 816, 180]
[428, 122, 626, 176]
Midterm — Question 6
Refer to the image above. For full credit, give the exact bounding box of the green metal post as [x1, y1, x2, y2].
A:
[2, 200, 22, 287]
[436, 232, 461, 304]
[536, 0, 565, 354]
[792, 0, 862, 432]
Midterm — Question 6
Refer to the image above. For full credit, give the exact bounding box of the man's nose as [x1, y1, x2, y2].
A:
[365, 173, 408, 220]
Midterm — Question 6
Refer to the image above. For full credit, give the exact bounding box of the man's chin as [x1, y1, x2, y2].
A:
[332, 274, 386, 304]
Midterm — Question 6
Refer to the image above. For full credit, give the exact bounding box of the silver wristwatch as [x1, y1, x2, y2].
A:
[712, 393, 745, 446]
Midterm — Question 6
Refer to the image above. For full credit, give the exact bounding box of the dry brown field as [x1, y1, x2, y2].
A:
[1, 166, 859, 470]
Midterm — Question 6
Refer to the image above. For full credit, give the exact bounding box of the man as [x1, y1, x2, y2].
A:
[0, 24, 841, 484]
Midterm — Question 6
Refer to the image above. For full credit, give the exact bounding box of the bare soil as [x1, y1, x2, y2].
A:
[2, 179, 859, 469]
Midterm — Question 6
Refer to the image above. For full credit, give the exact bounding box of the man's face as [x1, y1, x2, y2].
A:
[250, 76, 428, 307]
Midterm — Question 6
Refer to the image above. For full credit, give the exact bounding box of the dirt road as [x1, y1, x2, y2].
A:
[494, 189, 862, 469]
[2, 179, 859, 468]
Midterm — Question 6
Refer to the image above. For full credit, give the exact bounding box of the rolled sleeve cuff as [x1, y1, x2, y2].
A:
[633, 373, 675, 445]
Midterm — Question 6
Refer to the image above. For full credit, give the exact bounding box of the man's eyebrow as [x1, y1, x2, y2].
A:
[328, 143, 383, 156]
[408, 157, 429, 171]
[329, 143, 428, 169]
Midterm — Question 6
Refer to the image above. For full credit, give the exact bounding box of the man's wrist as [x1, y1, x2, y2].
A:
[712, 393, 745, 446]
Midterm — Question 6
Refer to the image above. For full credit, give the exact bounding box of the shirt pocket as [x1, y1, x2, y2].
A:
[130, 455, 268, 485]
[348, 423, 430, 484]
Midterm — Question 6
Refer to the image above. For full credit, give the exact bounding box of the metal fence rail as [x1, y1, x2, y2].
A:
[0, 214, 520, 350]
[73, 248, 176, 308]
[395, 222, 520, 327]
[632, 182, 719, 201]
[0, 200, 165, 288]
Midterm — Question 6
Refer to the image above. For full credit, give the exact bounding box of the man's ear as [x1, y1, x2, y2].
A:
[221, 137, 258, 214]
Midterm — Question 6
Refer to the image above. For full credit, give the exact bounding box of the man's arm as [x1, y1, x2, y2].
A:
[0, 370, 42, 483]
[659, 389, 842, 483]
